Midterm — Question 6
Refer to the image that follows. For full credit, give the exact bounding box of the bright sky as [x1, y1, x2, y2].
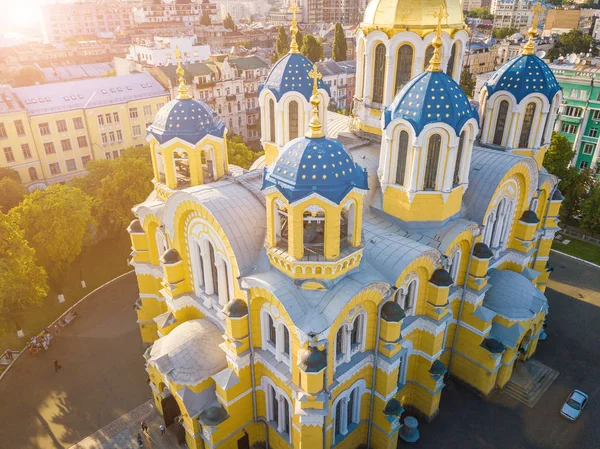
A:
[0, 0, 49, 29]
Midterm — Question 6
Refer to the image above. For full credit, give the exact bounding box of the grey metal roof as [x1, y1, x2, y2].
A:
[149, 319, 226, 385]
[490, 321, 525, 349]
[42, 62, 115, 83]
[483, 269, 548, 320]
[463, 146, 537, 224]
[13, 72, 167, 116]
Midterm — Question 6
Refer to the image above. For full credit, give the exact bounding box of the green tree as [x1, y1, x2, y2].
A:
[332, 22, 347, 62]
[93, 157, 154, 236]
[199, 11, 212, 26]
[543, 132, 574, 181]
[554, 30, 598, 56]
[295, 30, 304, 53]
[224, 13, 237, 31]
[227, 134, 264, 169]
[0, 213, 49, 333]
[466, 7, 493, 19]
[11, 184, 93, 291]
[15, 65, 45, 87]
[492, 27, 519, 39]
[0, 177, 27, 213]
[249, 14, 255, 24]
[242, 40, 252, 50]
[301, 34, 324, 63]
[460, 68, 476, 97]
[580, 183, 600, 233]
[0, 167, 21, 183]
[276, 26, 290, 59]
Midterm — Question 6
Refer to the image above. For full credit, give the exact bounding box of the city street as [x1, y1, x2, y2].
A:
[1, 253, 598, 449]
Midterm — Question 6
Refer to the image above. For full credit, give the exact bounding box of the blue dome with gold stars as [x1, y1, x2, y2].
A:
[260, 53, 330, 101]
[485, 54, 560, 104]
[262, 136, 368, 204]
[384, 71, 478, 135]
[147, 98, 225, 145]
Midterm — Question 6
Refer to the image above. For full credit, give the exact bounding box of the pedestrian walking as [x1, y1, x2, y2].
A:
[141, 420, 149, 434]
[53, 360, 62, 373]
[137, 433, 144, 447]
[159, 424, 166, 437]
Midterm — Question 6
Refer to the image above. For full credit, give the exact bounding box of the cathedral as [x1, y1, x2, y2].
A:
[128, 2, 563, 449]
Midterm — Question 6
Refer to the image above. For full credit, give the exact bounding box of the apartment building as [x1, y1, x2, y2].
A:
[490, 0, 533, 31]
[316, 59, 356, 112]
[127, 36, 210, 67]
[133, 0, 218, 26]
[462, 0, 492, 11]
[551, 62, 600, 177]
[464, 40, 499, 75]
[300, 0, 361, 26]
[194, 25, 277, 51]
[542, 9, 598, 37]
[40, 2, 134, 43]
[152, 55, 270, 146]
[0, 73, 169, 188]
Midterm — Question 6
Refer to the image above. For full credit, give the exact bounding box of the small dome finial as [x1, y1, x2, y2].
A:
[306, 64, 324, 139]
[426, 5, 448, 73]
[289, 0, 300, 54]
[523, 2, 544, 56]
[174, 45, 192, 100]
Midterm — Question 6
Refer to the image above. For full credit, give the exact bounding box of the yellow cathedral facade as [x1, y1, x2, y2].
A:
[128, 2, 563, 449]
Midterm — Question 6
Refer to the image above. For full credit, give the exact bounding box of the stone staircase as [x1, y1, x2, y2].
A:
[501, 359, 560, 408]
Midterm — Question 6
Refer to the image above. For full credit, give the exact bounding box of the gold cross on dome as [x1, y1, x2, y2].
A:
[288, 0, 300, 53]
[433, 4, 448, 36]
[523, 1, 545, 55]
[308, 64, 322, 95]
[530, 1, 544, 30]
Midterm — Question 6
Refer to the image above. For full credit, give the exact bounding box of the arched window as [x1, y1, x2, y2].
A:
[192, 241, 204, 293]
[424, 45, 435, 70]
[208, 242, 218, 296]
[446, 42, 457, 78]
[238, 116, 242, 126]
[335, 326, 345, 361]
[399, 280, 417, 316]
[264, 381, 291, 438]
[268, 314, 276, 346]
[396, 130, 409, 186]
[372, 43, 386, 104]
[228, 103, 232, 114]
[282, 325, 290, 357]
[274, 203, 288, 246]
[340, 200, 356, 245]
[519, 102, 537, 148]
[218, 105, 222, 114]
[303, 208, 325, 256]
[449, 250, 461, 284]
[394, 45, 413, 94]
[237, 101, 241, 111]
[334, 386, 362, 440]
[483, 211, 496, 246]
[350, 315, 363, 350]
[261, 309, 292, 365]
[288, 100, 299, 140]
[454, 131, 465, 187]
[29, 167, 38, 181]
[423, 134, 441, 190]
[269, 98, 276, 142]
[493, 100, 509, 145]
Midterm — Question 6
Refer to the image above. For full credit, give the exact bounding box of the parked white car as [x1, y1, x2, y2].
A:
[560, 390, 588, 421]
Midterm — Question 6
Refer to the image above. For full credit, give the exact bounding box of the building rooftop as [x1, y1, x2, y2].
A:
[13, 73, 167, 116]
[42, 63, 115, 83]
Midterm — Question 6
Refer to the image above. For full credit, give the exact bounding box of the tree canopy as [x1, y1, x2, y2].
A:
[332, 23, 347, 62]
[199, 11, 212, 26]
[0, 212, 49, 332]
[276, 26, 290, 60]
[301, 35, 324, 63]
[544, 133, 574, 182]
[492, 27, 518, 39]
[227, 134, 264, 169]
[0, 177, 27, 213]
[460, 68, 476, 97]
[11, 184, 93, 291]
[547, 30, 599, 61]
[580, 183, 600, 234]
[224, 13, 237, 31]
[0, 167, 21, 183]
[466, 7, 493, 19]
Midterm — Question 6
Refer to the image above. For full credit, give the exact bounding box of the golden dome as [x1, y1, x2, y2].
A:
[362, 0, 464, 32]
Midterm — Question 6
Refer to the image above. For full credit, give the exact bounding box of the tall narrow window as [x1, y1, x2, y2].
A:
[269, 98, 275, 142]
[350, 315, 362, 348]
[288, 100, 299, 140]
[394, 45, 413, 94]
[405, 280, 417, 316]
[446, 43, 457, 78]
[493, 100, 509, 145]
[396, 130, 409, 186]
[29, 167, 38, 181]
[372, 43, 386, 104]
[423, 134, 441, 190]
[336, 326, 344, 359]
[270, 385, 278, 422]
[282, 326, 290, 356]
[424, 45, 435, 70]
[454, 132, 465, 187]
[347, 390, 355, 427]
[519, 102, 537, 148]
[268, 314, 276, 345]
[335, 401, 342, 436]
[209, 243, 218, 296]
[282, 398, 290, 434]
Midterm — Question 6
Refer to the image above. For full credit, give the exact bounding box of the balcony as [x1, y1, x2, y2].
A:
[246, 107, 260, 114]
[245, 91, 258, 98]
[196, 80, 215, 89]
[226, 94, 236, 101]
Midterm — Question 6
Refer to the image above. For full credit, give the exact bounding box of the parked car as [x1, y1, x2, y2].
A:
[560, 390, 588, 421]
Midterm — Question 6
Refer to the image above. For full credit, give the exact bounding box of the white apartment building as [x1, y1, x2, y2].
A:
[133, 0, 218, 26]
[316, 59, 356, 112]
[462, 0, 492, 11]
[213, 0, 271, 21]
[40, 2, 134, 43]
[127, 36, 211, 67]
[490, 0, 533, 31]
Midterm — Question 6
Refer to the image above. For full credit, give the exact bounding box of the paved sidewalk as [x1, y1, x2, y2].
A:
[69, 401, 180, 449]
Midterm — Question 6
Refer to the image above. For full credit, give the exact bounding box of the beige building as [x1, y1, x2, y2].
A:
[0, 73, 169, 188]
[542, 9, 597, 37]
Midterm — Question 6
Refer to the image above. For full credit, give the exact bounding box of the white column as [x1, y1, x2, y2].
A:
[442, 145, 458, 191]
[277, 396, 286, 433]
[379, 135, 392, 181]
[383, 50, 395, 106]
[409, 147, 421, 191]
[201, 248, 214, 297]
[363, 50, 373, 105]
[535, 111, 549, 148]
[344, 326, 351, 363]
[340, 398, 349, 435]
[217, 258, 228, 307]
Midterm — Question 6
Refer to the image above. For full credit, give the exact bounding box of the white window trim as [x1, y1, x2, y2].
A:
[260, 308, 292, 367]
[449, 249, 462, 285]
[261, 376, 292, 441]
[332, 379, 366, 440]
[396, 278, 418, 317]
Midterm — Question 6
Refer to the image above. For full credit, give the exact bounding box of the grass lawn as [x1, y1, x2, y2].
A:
[552, 236, 600, 266]
[0, 232, 133, 354]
